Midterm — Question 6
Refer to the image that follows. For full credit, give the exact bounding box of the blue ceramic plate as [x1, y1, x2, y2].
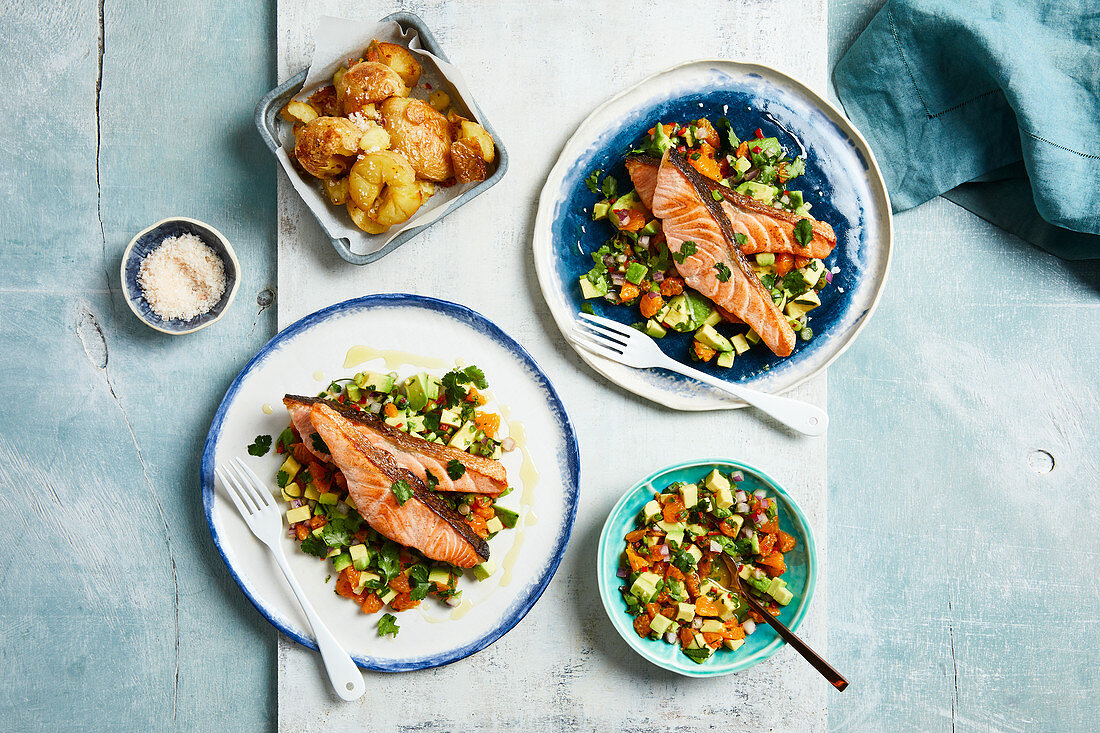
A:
[533, 60, 892, 410]
[201, 294, 579, 671]
[596, 459, 817, 677]
[120, 217, 241, 335]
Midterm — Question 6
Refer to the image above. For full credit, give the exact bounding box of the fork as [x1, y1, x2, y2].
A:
[571, 312, 828, 436]
[216, 457, 366, 701]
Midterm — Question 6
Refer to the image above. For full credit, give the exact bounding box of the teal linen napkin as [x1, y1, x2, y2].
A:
[834, 0, 1100, 260]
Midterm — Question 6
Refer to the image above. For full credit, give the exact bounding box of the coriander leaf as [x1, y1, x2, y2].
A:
[320, 520, 351, 547]
[425, 470, 439, 490]
[734, 232, 748, 248]
[683, 648, 712, 663]
[247, 434, 272, 456]
[601, 174, 619, 200]
[714, 263, 732, 282]
[276, 469, 291, 488]
[300, 534, 328, 557]
[584, 169, 601, 194]
[275, 427, 295, 452]
[391, 479, 414, 505]
[671, 241, 697, 265]
[794, 219, 813, 247]
[310, 433, 329, 453]
[462, 365, 488, 390]
[446, 459, 466, 480]
[377, 542, 400, 581]
[714, 117, 740, 150]
[377, 613, 400, 637]
[580, 302, 595, 315]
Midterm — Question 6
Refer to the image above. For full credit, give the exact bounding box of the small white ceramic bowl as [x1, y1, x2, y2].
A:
[120, 217, 241, 335]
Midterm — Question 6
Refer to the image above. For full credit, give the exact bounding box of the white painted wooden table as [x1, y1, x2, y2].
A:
[276, 1, 830, 729]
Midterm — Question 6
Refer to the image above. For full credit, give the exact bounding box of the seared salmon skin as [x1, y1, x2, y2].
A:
[626, 154, 835, 259]
[284, 396, 331, 463]
[651, 151, 796, 357]
[305, 398, 489, 567]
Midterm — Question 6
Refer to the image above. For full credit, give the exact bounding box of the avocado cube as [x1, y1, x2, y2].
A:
[326, 547, 340, 559]
[303, 485, 320, 501]
[676, 602, 696, 622]
[379, 587, 398, 604]
[678, 483, 699, 510]
[355, 371, 394, 393]
[472, 559, 496, 581]
[705, 470, 731, 495]
[686, 631, 707, 650]
[629, 575, 657, 602]
[699, 578, 721, 597]
[428, 568, 453, 588]
[771, 586, 794, 606]
[279, 455, 301, 481]
[592, 201, 611, 220]
[745, 330, 761, 345]
[494, 506, 520, 528]
[285, 506, 311, 525]
[649, 613, 675, 636]
[645, 319, 667, 339]
[702, 310, 722, 328]
[405, 413, 426, 435]
[684, 544, 703, 565]
[349, 543, 371, 571]
[318, 492, 338, 506]
[283, 482, 302, 498]
[731, 334, 751, 355]
[765, 577, 787, 598]
[331, 552, 353, 572]
[642, 500, 661, 524]
[656, 519, 684, 534]
[696, 324, 733, 352]
[738, 564, 756, 580]
[699, 618, 725, 634]
[448, 422, 478, 451]
[733, 156, 751, 175]
[665, 527, 685, 548]
[639, 219, 661, 236]
[403, 374, 433, 411]
[439, 407, 463, 428]
[723, 638, 746, 652]
[354, 570, 381, 594]
[485, 516, 504, 534]
[579, 274, 608, 300]
[716, 351, 734, 368]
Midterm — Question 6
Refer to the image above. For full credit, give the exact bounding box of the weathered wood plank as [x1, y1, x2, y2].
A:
[275, 1, 830, 730]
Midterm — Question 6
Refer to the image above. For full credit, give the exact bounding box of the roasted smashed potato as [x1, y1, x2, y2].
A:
[366, 40, 422, 87]
[288, 37, 497, 234]
[293, 116, 362, 178]
[380, 97, 453, 182]
[337, 61, 408, 116]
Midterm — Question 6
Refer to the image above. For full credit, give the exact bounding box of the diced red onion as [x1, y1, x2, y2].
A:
[731, 471, 745, 482]
[654, 544, 670, 559]
[742, 168, 760, 182]
[743, 620, 756, 635]
[638, 235, 651, 247]
[708, 540, 722, 553]
[369, 402, 383, 414]
[752, 512, 767, 526]
[652, 271, 665, 283]
[735, 502, 750, 514]
[692, 617, 703, 629]
[735, 490, 748, 503]
[501, 436, 516, 452]
[290, 499, 303, 509]
[611, 272, 626, 285]
[446, 595, 463, 607]
[602, 255, 616, 267]
[458, 504, 470, 515]
[754, 489, 767, 499]
[740, 526, 754, 539]
[664, 631, 677, 644]
[617, 567, 628, 578]
[825, 271, 834, 284]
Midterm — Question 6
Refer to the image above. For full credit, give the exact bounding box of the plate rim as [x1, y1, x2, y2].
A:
[200, 293, 581, 672]
[532, 58, 894, 411]
[595, 457, 818, 678]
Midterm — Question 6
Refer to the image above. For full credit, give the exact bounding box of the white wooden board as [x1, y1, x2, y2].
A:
[276, 1, 829, 729]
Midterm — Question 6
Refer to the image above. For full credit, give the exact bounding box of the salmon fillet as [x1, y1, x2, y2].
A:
[651, 151, 796, 357]
[284, 396, 331, 463]
[308, 400, 489, 567]
[284, 395, 506, 495]
[626, 155, 835, 258]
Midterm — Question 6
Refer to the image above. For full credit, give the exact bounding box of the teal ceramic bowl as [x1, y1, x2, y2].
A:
[596, 458, 817, 678]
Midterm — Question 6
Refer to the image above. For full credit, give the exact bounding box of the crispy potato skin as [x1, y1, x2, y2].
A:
[379, 97, 453, 182]
[337, 61, 408, 115]
[294, 116, 362, 178]
[451, 138, 487, 183]
[366, 40, 422, 87]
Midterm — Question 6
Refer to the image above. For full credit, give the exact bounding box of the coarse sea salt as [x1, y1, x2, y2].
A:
[137, 233, 226, 321]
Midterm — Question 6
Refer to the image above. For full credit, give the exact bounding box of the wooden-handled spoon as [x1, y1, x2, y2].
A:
[718, 555, 849, 691]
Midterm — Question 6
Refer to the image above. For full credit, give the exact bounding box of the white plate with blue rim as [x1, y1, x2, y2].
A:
[533, 60, 892, 410]
[201, 294, 579, 671]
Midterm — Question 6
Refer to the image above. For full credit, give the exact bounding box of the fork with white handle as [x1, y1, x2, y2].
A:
[216, 457, 366, 701]
[571, 313, 828, 436]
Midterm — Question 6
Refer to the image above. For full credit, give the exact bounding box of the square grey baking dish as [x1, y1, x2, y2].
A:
[254, 11, 509, 265]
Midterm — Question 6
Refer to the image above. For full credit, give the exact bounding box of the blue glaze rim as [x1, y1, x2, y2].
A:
[120, 217, 241, 335]
[596, 458, 817, 677]
[200, 294, 580, 672]
[253, 11, 510, 266]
